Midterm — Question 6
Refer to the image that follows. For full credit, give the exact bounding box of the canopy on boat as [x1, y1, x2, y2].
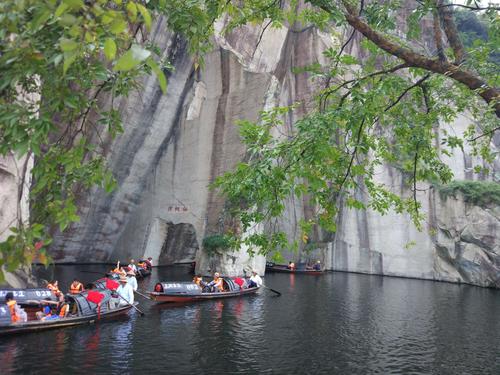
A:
[0, 289, 57, 305]
[70, 289, 115, 316]
[155, 282, 202, 295]
[155, 278, 242, 294]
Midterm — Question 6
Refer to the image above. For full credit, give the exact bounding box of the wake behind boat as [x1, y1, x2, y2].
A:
[149, 280, 260, 303]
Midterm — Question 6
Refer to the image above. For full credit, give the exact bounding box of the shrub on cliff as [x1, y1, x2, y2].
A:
[438, 181, 500, 207]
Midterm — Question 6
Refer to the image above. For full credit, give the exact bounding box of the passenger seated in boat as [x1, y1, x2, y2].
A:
[313, 260, 321, 271]
[47, 280, 63, 298]
[247, 270, 262, 288]
[193, 275, 204, 288]
[5, 292, 23, 323]
[287, 262, 296, 270]
[36, 305, 52, 320]
[128, 259, 138, 274]
[69, 278, 85, 294]
[233, 277, 245, 290]
[207, 272, 224, 293]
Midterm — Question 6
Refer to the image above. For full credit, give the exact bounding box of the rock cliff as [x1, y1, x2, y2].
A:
[38, 13, 500, 283]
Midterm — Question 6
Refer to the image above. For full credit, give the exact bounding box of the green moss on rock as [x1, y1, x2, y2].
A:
[438, 180, 500, 207]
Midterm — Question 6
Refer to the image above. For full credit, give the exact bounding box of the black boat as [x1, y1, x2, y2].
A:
[0, 289, 135, 336]
[265, 263, 324, 274]
[150, 279, 259, 303]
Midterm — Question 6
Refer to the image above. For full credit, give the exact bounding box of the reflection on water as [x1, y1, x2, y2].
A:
[1, 265, 500, 374]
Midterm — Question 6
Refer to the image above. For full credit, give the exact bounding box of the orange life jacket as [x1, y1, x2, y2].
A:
[7, 300, 19, 323]
[213, 277, 224, 291]
[59, 304, 69, 318]
[70, 282, 83, 294]
[47, 283, 61, 295]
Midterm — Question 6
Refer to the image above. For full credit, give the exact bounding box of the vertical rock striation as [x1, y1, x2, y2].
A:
[40, 12, 499, 285]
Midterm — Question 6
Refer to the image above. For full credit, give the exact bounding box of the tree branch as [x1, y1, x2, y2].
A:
[436, 0, 466, 64]
[432, 7, 446, 61]
[334, 1, 500, 118]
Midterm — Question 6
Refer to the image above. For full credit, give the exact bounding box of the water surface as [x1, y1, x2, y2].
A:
[1, 265, 499, 374]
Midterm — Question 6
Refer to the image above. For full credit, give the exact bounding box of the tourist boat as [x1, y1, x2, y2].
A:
[265, 263, 324, 274]
[0, 289, 135, 336]
[105, 266, 151, 279]
[149, 280, 260, 303]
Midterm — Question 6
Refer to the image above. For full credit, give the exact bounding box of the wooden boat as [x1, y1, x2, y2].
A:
[0, 289, 135, 336]
[265, 263, 324, 274]
[149, 280, 259, 303]
[105, 266, 151, 279]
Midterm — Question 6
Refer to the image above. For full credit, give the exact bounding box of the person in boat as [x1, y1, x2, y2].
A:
[207, 272, 224, 293]
[112, 275, 134, 308]
[128, 259, 138, 274]
[137, 261, 148, 271]
[36, 305, 52, 320]
[193, 274, 204, 288]
[287, 261, 296, 270]
[145, 257, 153, 270]
[313, 260, 321, 271]
[248, 270, 263, 288]
[47, 280, 63, 298]
[69, 278, 85, 294]
[126, 269, 138, 291]
[233, 277, 246, 290]
[5, 292, 20, 323]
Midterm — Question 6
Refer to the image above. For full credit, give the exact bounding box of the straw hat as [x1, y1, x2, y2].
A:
[119, 276, 128, 283]
[126, 270, 136, 276]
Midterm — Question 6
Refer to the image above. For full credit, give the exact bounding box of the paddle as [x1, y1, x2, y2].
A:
[134, 289, 152, 300]
[262, 285, 281, 296]
[116, 293, 145, 316]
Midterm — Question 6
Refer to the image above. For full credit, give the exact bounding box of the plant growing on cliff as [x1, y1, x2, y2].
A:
[202, 234, 235, 256]
[214, 0, 500, 255]
[438, 180, 500, 207]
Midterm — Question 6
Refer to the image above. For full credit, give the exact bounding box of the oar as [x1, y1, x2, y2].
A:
[117, 293, 145, 316]
[262, 285, 281, 296]
[134, 289, 152, 300]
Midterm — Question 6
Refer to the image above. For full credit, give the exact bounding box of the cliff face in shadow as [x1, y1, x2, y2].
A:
[43, 13, 500, 284]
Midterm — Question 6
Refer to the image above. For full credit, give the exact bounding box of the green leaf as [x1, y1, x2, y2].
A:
[126, 2, 138, 21]
[63, 0, 84, 9]
[113, 45, 151, 71]
[147, 58, 168, 94]
[55, 3, 69, 17]
[63, 50, 78, 74]
[60, 38, 78, 52]
[104, 38, 117, 60]
[137, 4, 152, 30]
[110, 17, 127, 34]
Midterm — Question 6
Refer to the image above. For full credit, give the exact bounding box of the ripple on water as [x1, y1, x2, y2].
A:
[1, 266, 500, 374]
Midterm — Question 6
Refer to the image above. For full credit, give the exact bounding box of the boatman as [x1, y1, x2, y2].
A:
[126, 269, 138, 291]
[115, 275, 134, 307]
[313, 260, 321, 271]
[248, 270, 263, 288]
[69, 278, 85, 294]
